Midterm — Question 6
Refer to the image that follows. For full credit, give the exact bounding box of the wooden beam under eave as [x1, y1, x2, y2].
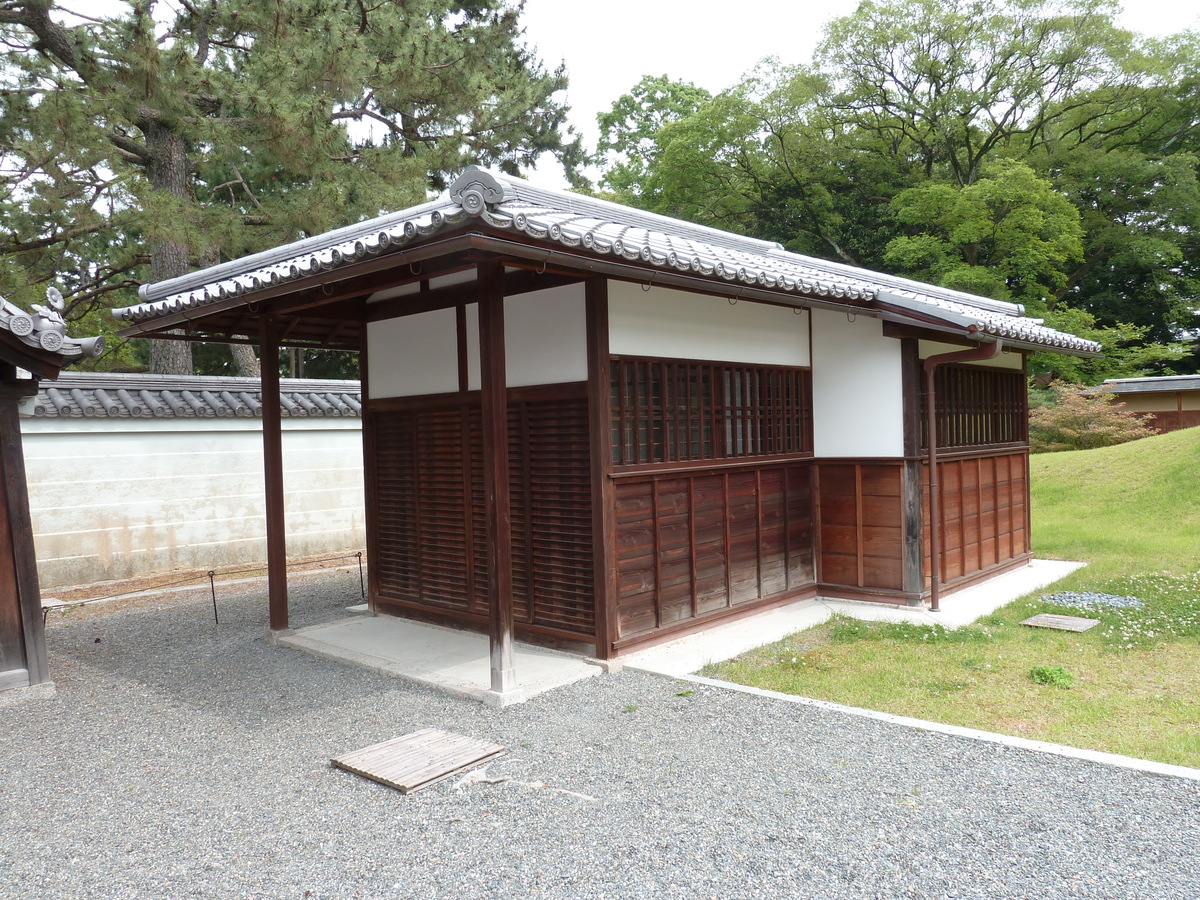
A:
[259, 318, 289, 631]
[477, 259, 516, 695]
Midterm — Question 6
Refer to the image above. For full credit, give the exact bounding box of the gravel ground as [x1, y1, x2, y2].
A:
[3, 571, 1198, 900]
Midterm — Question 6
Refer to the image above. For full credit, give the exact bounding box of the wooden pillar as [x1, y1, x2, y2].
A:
[259, 318, 288, 631]
[359, 330, 379, 612]
[477, 260, 515, 693]
[0, 381, 49, 687]
[585, 278, 618, 658]
[899, 338, 925, 601]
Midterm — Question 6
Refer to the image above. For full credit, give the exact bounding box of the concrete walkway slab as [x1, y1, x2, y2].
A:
[275, 614, 599, 705]
[623, 559, 1085, 677]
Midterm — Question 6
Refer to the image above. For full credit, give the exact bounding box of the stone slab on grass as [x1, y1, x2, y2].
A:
[1021, 613, 1101, 632]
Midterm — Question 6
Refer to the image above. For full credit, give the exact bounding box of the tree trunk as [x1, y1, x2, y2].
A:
[230, 343, 261, 377]
[145, 120, 194, 375]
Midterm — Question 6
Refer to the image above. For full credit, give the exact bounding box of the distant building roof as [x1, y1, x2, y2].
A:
[113, 167, 1101, 358]
[1103, 375, 1200, 394]
[22, 372, 361, 419]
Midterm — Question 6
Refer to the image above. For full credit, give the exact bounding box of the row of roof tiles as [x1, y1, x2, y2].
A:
[113, 168, 1101, 357]
[23, 373, 361, 419]
[1104, 375, 1200, 394]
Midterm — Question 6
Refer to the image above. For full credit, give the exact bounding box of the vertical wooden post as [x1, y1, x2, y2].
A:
[585, 278, 618, 658]
[359, 328, 379, 612]
[477, 260, 515, 693]
[0, 382, 48, 686]
[259, 318, 288, 631]
[899, 339, 925, 601]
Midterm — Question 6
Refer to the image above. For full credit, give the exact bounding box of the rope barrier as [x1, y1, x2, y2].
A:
[42, 550, 368, 622]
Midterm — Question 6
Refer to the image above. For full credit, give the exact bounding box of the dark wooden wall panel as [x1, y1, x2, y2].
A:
[371, 387, 595, 643]
[922, 450, 1029, 587]
[1144, 410, 1200, 433]
[613, 461, 814, 647]
[816, 462, 905, 592]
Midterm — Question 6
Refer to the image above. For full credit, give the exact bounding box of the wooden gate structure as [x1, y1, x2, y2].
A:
[112, 167, 1100, 699]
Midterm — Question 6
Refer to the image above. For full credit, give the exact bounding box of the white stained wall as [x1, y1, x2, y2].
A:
[366, 281, 587, 397]
[810, 309, 904, 458]
[21, 417, 365, 588]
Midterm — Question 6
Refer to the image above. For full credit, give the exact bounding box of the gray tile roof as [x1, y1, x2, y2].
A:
[1104, 375, 1200, 394]
[113, 167, 1101, 356]
[23, 372, 361, 419]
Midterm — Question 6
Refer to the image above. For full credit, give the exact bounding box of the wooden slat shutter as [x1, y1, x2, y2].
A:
[371, 387, 594, 644]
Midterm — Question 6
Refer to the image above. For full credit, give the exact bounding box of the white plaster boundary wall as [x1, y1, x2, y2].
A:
[609, 281, 810, 366]
[811, 309, 904, 458]
[21, 417, 364, 588]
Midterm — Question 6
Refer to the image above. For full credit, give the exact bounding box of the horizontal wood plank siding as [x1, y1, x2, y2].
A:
[613, 461, 813, 648]
[815, 462, 905, 592]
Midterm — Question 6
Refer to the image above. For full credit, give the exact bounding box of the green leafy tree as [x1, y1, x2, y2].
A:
[818, 0, 1139, 186]
[596, 74, 711, 202]
[884, 159, 1084, 304]
[0, 0, 584, 373]
[595, 0, 1200, 378]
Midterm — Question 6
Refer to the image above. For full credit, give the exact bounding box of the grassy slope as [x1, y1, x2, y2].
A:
[1030, 425, 1200, 578]
[708, 428, 1200, 766]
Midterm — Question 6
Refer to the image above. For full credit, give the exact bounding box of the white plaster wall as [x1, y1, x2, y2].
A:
[371, 284, 586, 395]
[811, 309, 904, 458]
[919, 340, 1025, 370]
[367, 307, 458, 398]
[21, 417, 364, 588]
[503, 283, 587, 387]
[608, 281, 809, 365]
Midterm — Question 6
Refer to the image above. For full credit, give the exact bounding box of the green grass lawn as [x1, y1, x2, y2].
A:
[706, 427, 1200, 768]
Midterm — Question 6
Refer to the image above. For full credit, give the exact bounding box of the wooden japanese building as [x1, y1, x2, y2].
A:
[1, 292, 102, 698]
[1103, 375, 1200, 434]
[113, 167, 1099, 697]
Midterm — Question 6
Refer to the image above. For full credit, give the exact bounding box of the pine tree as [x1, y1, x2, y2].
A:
[0, 0, 584, 373]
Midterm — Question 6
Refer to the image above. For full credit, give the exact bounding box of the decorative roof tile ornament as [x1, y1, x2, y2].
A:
[113, 166, 1102, 357]
[449, 167, 506, 215]
[1, 287, 105, 361]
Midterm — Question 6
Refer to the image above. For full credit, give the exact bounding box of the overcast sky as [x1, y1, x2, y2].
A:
[517, 0, 1200, 188]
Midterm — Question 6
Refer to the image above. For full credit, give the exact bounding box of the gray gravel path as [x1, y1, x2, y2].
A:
[3, 572, 1198, 900]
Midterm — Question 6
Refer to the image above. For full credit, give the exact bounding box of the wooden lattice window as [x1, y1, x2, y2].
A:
[921, 365, 1027, 450]
[611, 357, 813, 466]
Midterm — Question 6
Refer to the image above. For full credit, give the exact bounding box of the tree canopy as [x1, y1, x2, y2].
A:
[0, 0, 584, 373]
[596, 0, 1200, 381]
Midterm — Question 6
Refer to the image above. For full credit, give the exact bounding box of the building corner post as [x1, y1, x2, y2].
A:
[478, 260, 515, 693]
[259, 317, 289, 631]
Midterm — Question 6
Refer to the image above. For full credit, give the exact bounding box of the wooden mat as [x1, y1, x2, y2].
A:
[332, 728, 505, 794]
